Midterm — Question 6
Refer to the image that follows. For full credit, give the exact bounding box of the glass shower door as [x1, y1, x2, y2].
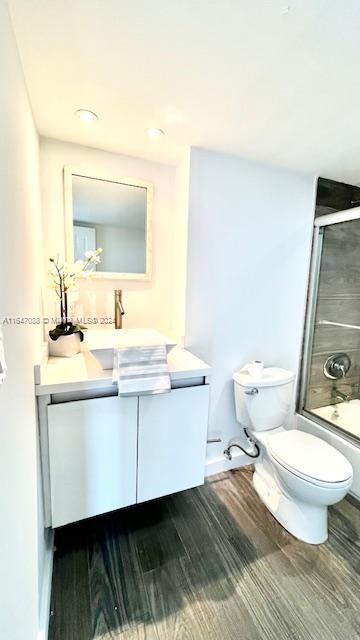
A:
[300, 209, 360, 442]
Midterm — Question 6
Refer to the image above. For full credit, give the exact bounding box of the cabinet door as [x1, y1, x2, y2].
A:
[137, 386, 209, 503]
[48, 396, 138, 527]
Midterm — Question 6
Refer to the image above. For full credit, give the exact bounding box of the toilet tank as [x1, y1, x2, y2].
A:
[233, 367, 295, 432]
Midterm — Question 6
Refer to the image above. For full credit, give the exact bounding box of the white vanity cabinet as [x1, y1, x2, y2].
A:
[36, 347, 211, 528]
[47, 396, 138, 527]
[137, 386, 209, 503]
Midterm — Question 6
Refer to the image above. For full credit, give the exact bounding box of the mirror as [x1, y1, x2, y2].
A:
[64, 167, 152, 279]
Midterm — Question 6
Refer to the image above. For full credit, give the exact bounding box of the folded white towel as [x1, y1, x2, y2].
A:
[0, 326, 7, 384]
[112, 343, 170, 396]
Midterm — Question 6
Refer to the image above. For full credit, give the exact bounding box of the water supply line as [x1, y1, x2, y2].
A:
[224, 428, 260, 460]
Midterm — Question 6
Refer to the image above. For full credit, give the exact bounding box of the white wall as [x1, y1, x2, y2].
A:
[40, 138, 178, 338]
[0, 2, 50, 638]
[185, 147, 316, 471]
[171, 151, 190, 346]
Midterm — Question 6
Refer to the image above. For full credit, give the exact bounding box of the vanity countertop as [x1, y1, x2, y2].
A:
[35, 346, 211, 396]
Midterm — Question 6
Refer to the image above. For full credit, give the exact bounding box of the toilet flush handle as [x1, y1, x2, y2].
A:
[245, 387, 258, 396]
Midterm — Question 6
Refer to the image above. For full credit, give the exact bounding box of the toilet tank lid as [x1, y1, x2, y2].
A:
[233, 367, 295, 388]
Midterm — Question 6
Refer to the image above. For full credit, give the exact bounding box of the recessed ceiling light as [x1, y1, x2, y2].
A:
[75, 109, 98, 122]
[146, 127, 165, 138]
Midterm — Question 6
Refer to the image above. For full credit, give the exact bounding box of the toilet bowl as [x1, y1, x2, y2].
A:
[233, 366, 353, 544]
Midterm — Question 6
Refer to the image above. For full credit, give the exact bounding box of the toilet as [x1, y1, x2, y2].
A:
[233, 366, 353, 544]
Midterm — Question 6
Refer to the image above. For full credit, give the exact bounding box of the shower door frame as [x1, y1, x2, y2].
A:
[298, 205, 360, 445]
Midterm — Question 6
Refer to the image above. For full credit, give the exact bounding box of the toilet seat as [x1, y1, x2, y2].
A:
[271, 455, 353, 490]
[268, 430, 353, 487]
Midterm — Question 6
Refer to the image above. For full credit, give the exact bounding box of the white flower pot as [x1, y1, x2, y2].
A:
[48, 333, 81, 358]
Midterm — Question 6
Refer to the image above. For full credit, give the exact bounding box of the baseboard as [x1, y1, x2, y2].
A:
[205, 449, 249, 476]
[37, 530, 54, 640]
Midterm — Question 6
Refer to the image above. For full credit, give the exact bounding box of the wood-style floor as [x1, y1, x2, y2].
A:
[49, 468, 360, 640]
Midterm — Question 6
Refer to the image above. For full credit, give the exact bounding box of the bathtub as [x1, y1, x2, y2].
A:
[312, 399, 360, 441]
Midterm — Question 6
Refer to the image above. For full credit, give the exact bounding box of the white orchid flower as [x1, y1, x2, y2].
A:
[85, 248, 102, 261]
[72, 260, 85, 275]
[48, 248, 102, 320]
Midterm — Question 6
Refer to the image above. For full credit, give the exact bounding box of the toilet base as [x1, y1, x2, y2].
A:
[253, 470, 328, 544]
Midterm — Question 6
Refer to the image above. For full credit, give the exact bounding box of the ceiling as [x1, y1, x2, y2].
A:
[8, 0, 360, 182]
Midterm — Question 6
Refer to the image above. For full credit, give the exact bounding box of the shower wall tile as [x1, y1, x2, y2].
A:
[306, 382, 355, 411]
[315, 296, 360, 328]
[315, 222, 360, 297]
[316, 177, 360, 215]
[312, 325, 360, 355]
[306, 350, 360, 409]
[305, 219, 360, 410]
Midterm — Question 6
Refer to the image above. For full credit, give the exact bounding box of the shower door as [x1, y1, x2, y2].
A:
[299, 207, 360, 443]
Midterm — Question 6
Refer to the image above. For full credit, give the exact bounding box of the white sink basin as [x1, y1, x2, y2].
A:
[84, 328, 177, 370]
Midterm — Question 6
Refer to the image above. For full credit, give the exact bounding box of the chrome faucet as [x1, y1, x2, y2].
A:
[332, 387, 351, 403]
[114, 289, 125, 329]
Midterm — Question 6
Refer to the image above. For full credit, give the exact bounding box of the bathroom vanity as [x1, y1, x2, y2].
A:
[35, 342, 211, 528]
